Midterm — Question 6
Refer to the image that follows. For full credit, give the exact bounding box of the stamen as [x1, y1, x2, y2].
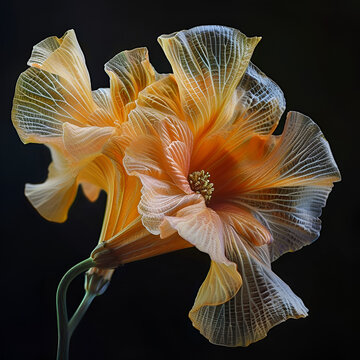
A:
[188, 170, 214, 205]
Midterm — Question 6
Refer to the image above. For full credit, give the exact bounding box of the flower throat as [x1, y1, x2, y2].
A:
[188, 170, 214, 205]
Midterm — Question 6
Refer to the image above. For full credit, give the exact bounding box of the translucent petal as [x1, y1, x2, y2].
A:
[80, 181, 101, 202]
[139, 179, 199, 235]
[92, 216, 192, 267]
[25, 145, 78, 222]
[105, 47, 157, 121]
[237, 185, 335, 261]
[236, 112, 341, 191]
[12, 30, 113, 144]
[158, 118, 193, 193]
[191, 261, 241, 310]
[62, 122, 114, 162]
[129, 74, 185, 123]
[92, 88, 117, 119]
[232, 112, 341, 260]
[123, 134, 166, 180]
[25, 122, 113, 222]
[189, 214, 308, 347]
[232, 62, 286, 140]
[214, 204, 271, 246]
[78, 155, 141, 239]
[158, 25, 260, 136]
[28, 30, 91, 100]
[161, 201, 231, 265]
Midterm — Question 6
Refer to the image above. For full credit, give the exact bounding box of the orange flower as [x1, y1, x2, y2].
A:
[112, 25, 341, 346]
[11, 29, 179, 292]
[11, 29, 193, 283]
[12, 29, 156, 224]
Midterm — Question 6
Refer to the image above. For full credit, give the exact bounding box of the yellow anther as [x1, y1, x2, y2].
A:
[188, 170, 214, 205]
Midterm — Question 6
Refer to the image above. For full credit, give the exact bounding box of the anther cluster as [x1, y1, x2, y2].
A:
[188, 170, 214, 205]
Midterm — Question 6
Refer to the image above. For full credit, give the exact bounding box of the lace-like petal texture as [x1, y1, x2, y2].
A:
[117, 25, 341, 347]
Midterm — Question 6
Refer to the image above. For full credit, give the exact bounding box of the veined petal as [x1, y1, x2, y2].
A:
[232, 112, 341, 260]
[25, 145, 78, 222]
[12, 30, 113, 144]
[28, 30, 91, 99]
[158, 25, 260, 136]
[129, 74, 185, 123]
[77, 155, 141, 239]
[139, 179, 199, 235]
[92, 216, 192, 267]
[160, 201, 231, 265]
[231, 62, 286, 141]
[189, 213, 308, 347]
[237, 185, 335, 261]
[105, 47, 157, 122]
[214, 204, 272, 246]
[238, 112, 341, 191]
[123, 117, 194, 193]
[123, 134, 166, 180]
[158, 117, 193, 193]
[62, 122, 114, 162]
[25, 122, 114, 221]
[191, 260, 241, 310]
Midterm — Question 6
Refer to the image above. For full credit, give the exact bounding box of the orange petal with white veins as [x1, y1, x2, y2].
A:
[160, 201, 231, 265]
[191, 260, 242, 311]
[12, 30, 113, 144]
[105, 47, 157, 122]
[189, 212, 308, 347]
[232, 112, 341, 260]
[62, 122, 114, 162]
[25, 144, 78, 222]
[158, 26, 260, 137]
[231, 62, 286, 140]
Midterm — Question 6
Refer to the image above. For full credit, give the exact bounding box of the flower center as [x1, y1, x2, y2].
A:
[188, 170, 214, 205]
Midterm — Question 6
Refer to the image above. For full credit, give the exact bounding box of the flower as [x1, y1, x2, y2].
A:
[112, 25, 341, 346]
[11, 29, 176, 290]
[12, 29, 157, 224]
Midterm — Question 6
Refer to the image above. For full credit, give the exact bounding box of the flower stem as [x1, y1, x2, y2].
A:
[68, 291, 96, 337]
[56, 258, 95, 360]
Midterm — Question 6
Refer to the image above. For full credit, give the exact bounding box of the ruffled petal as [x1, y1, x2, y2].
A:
[233, 112, 341, 260]
[62, 122, 114, 162]
[191, 260, 241, 310]
[189, 212, 308, 347]
[139, 178, 199, 235]
[232, 62, 286, 140]
[158, 118, 193, 193]
[160, 201, 230, 265]
[12, 30, 113, 144]
[105, 47, 157, 121]
[158, 25, 260, 136]
[123, 134, 166, 180]
[25, 145, 78, 222]
[28, 30, 91, 97]
[25, 123, 113, 221]
[214, 204, 272, 246]
[129, 74, 185, 123]
[237, 112, 341, 191]
[237, 185, 336, 261]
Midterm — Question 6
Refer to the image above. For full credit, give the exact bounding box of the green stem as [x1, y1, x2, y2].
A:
[56, 258, 95, 360]
[68, 291, 96, 337]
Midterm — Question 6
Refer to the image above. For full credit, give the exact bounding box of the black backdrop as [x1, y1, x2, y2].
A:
[1, 0, 357, 359]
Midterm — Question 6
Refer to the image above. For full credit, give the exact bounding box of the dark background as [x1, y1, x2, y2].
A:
[1, 0, 358, 359]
